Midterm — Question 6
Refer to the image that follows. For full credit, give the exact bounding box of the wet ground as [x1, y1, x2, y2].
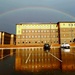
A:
[0, 47, 75, 75]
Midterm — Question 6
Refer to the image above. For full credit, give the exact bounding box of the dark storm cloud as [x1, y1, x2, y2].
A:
[0, 0, 75, 34]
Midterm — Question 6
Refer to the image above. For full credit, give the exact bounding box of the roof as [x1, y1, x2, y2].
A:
[57, 21, 75, 23]
[0, 31, 16, 35]
[16, 21, 75, 25]
[16, 22, 57, 25]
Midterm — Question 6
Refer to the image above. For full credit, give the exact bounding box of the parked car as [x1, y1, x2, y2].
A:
[43, 43, 50, 52]
[61, 43, 70, 49]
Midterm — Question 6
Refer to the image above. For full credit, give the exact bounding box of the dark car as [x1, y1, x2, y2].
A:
[43, 43, 50, 52]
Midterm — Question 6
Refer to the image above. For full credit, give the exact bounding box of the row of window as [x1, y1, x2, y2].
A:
[63, 23, 75, 26]
[20, 24, 75, 26]
[17, 35, 58, 39]
[18, 24, 57, 27]
[17, 41, 59, 44]
[61, 29, 75, 32]
[61, 38, 75, 43]
[22, 30, 58, 33]
[17, 40, 75, 44]
[61, 34, 75, 37]
[21, 59, 51, 64]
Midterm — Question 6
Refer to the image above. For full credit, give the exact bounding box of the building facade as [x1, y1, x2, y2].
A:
[16, 22, 75, 45]
[0, 31, 16, 45]
[16, 23, 59, 45]
[58, 22, 75, 44]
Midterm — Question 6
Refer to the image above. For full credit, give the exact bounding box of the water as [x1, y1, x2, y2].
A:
[0, 48, 75, 75]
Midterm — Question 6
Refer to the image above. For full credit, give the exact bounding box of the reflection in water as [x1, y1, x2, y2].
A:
[15, 47, 75, 72]
[61, 48, 75, 71]
[0, 48, 75, 74]
[61, 48, 70, 52]
[15, 48, 61, 72]
[0, 49, 15, 59]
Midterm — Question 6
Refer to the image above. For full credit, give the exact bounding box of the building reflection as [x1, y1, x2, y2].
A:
[0, 49, 15, 59]
[15, 48, 61, 72]
[15, 48, 75, 72]
[61, 48, 75, 71]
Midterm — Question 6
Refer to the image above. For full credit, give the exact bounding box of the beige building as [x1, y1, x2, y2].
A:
[58, 22, 75, 44]
[16, 21, 75, 45]
[0, 31, 16, 45]
[16, 23, 59, 45]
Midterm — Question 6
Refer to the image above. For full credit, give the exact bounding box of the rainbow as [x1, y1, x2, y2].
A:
[0, 6, 75, 20]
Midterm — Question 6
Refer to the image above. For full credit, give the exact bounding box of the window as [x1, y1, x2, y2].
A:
[64, 40, 66, 42]
[22, 36, 24, 38]
[38, 30, 40, 32]
[57, 36, 58, 37]
[50, 30, 52, 32]
[23, 30, 25, 33]
[18, 36, 20, 38]
[72, 30, 73, 32]
[29, 36, 31, 38]
[64, 29, 65, 31]
[47, 30, 49, 32]
[32, 36, 34, 38]
[53, 35, 55, 37]
[35, 41, 37, 43]
[35, 36, 37, 38]
[41, 36, 43, 38]
[35, 30, 37, 32]
[44, 35, 46, 38]
[57, 41, 58, 43]
[68, 24, 70, 26]
[47, 36, 49, 38]
[71, 24, 73, 26]
[44, 41, 46, 43]
[70, 41, 71, 42]
[32, 30, 34, 32]
[26, 36, 28, 38]
[38, 41, 40, 43]
[26, 41, 27, 43]
[41, 30, 43, 32]
[26, 30, 28, 33]
[56, 25, 58, 27]
[18, 42, 20, 44]
[29, 41, 31, 43]
[38, 35, 40, 38]
[22, 42, 24, 44]
[41, 41, 43, 43]
[29, 30, 31, 32]
[18, 30, 20, 33]
[53, 30, 55, 32]
[51, 36, 52, 37]
[44, 30, 46, 32]
[56, 30, 58, 32]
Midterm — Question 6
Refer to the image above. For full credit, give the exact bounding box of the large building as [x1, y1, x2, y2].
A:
[16, 22, 75, 45]
[16, 23, 59, 45]
[58, 22, 75, 44]
[0, 31, 16, 45]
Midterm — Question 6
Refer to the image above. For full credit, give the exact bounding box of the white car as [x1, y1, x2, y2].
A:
[61, 43, 70, 49]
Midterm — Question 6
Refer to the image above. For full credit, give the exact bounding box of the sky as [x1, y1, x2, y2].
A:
[0, 0, 75, 34]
